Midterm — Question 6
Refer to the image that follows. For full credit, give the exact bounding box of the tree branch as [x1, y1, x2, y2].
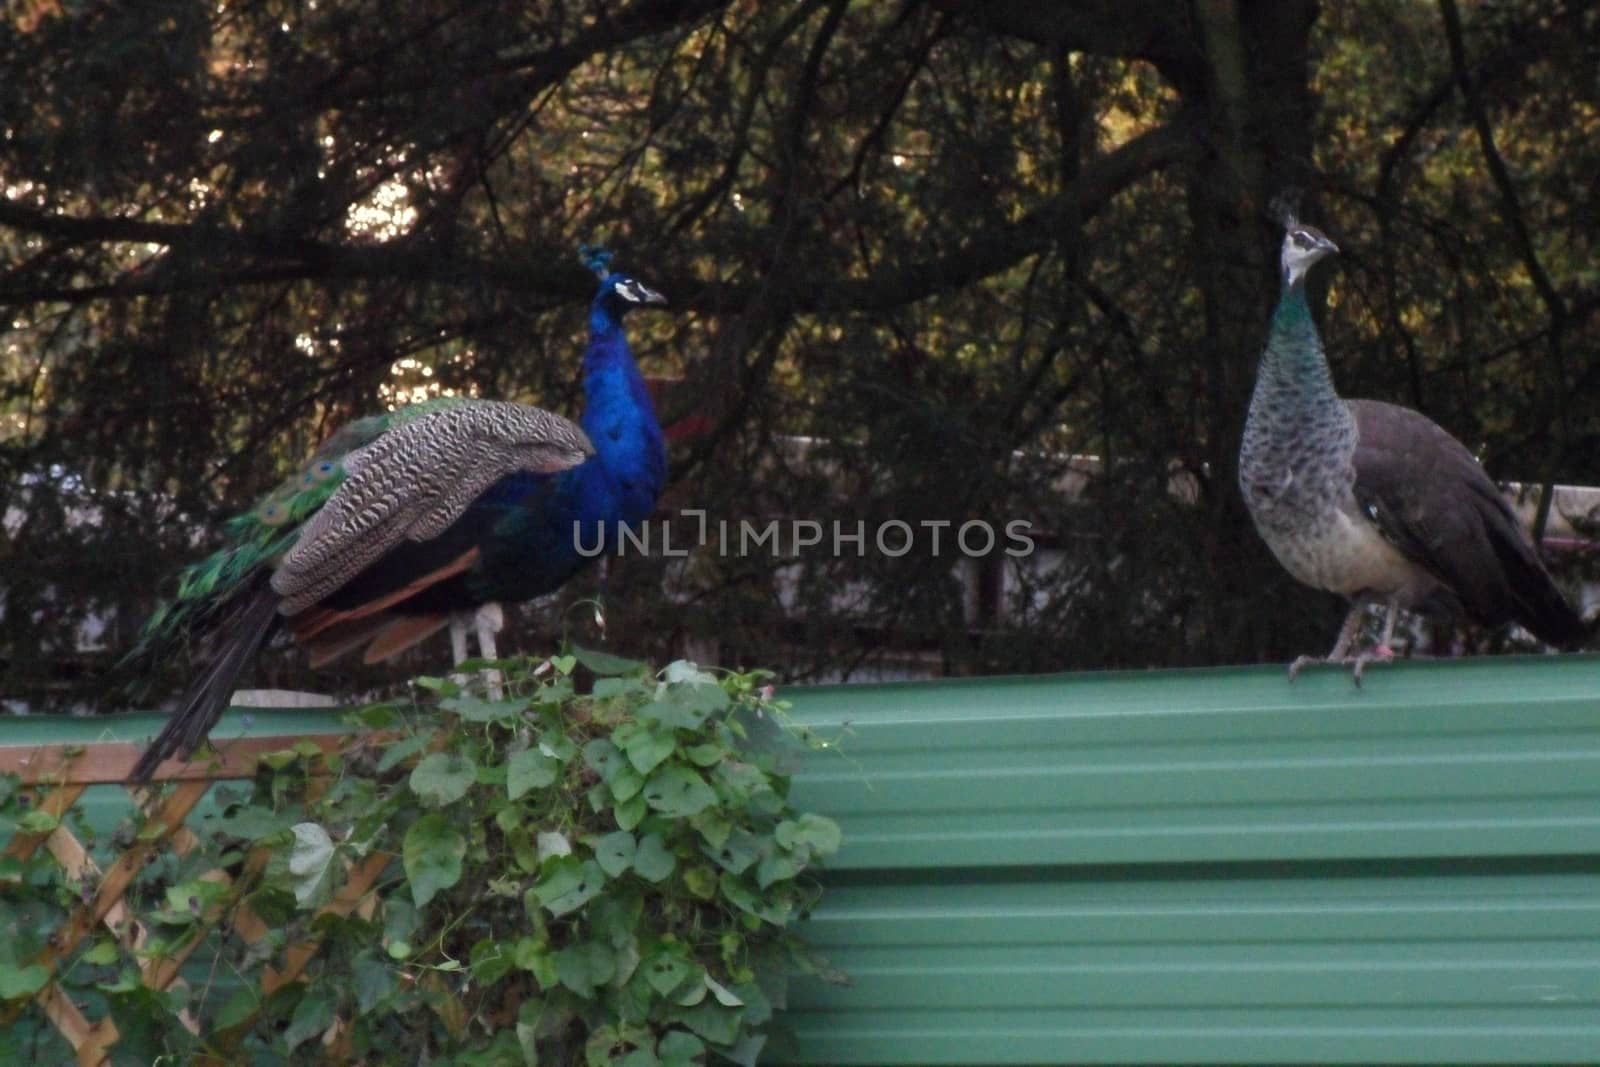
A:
[1438, 0, 1570, 540]
[929, 0, 1202, 89]
[797, 109, 1201, 313]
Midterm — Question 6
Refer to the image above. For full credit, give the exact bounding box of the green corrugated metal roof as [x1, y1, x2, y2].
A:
[777, 655, 1600, 1064]
[5, 655, 1600, 1063]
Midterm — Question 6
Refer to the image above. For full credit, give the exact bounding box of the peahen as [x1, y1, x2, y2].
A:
[127, 246, 668, 782]
[1239, 217, 1585, 681]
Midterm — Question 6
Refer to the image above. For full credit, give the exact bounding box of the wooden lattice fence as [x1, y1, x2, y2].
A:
[0, 732, 397, 1065]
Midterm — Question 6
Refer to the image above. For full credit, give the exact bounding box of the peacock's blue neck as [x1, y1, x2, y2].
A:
[570, 318, 666, 530]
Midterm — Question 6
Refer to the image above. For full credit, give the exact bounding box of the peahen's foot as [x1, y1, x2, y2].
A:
[1287, 644, 1395, 686]
[1286, 654, 1321, 681]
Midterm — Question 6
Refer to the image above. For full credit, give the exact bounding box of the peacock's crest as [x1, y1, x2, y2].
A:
[579, 242, 613, 277]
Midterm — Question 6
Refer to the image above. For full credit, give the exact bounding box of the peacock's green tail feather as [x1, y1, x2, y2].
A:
[129, 397, 473, 660]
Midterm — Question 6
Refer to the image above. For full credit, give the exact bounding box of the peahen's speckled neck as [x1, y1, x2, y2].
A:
[1248, 279, 1345, 426]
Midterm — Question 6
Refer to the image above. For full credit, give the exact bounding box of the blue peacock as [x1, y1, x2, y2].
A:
[127, 246, 668, 782]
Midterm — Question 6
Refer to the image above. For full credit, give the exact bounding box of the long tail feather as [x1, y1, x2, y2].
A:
[128, 572, 282, 784]
[1478, 500, 1588, 647]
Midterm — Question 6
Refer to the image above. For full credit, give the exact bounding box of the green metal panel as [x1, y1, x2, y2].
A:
[5, 655, 1600, 1062]
[777, 655, 1600, 1064]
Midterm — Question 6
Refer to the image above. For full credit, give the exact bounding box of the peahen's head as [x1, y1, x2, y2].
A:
[581, 244, 667, 328]
[1280, 222, 1338, 287]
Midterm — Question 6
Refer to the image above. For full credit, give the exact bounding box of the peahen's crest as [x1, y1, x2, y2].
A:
[1268, 189, 1303, 229]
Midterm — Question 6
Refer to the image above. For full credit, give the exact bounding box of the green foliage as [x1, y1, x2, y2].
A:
[0, 654, 840, 1064]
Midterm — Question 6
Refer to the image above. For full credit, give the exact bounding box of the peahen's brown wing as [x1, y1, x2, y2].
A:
[1347, 399, 1583, 646]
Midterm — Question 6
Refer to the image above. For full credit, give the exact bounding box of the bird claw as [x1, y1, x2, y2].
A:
[1287, 647, 1393, 687]
[1286, 655, 1320, 681]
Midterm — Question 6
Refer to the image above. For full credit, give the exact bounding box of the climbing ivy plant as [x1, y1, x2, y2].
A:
[0, 651, 844, 1065]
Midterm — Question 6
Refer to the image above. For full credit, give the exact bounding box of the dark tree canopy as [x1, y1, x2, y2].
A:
[3, 0, 1599, 708]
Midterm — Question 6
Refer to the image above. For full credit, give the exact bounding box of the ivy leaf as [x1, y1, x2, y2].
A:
[471, 938, 515, 985]
[573, 646, 646, 676]
[775, 814, 843, 856]
[551, 654, 577, 675]
[96, 967, 141, 994]
[718, 874, 759, 917]
[642, 766, 716, 817]
[684, 743, 724, 767]
[663, 660, 718, 686]
[714, 761, 772, 802]
[658, 1031, 706, 1067]
[539, 730, 578, 762]
[352, 950, 395, 1013]
[210, 803, 297, 842]
[704, 829, 761, 876]
[718, 1032, 768, 1067]
[633, 833, 677, 883]
[704, 974, 744, 1007]
[0, 962, 48, 1000]
[670, 682, 730, 720]
[213, 987, 257, 1031]
[537, 831, 572, 861]
[286, 823, 338, 908]
[283, 986, 335, 1052]
[595, 831, 637, 877]
[692, 810, 732, 850]
[16, 810, 57, 834]
[610, 766, 644, 803]
[508, 749, 558, 799]
[643, 951, 692, 996]
[675, 1000, 742, 1045]
[583, 739, 627, 782]
[554, 940, 616, 998]
[593, 677, 633, 700]
[514, 938, 558, 991]
[441, 693, 523, 723]
[756, 850, 802, 888]
[614, 794, 647, 831]
[623, 729, 676, 776]
[375, 731, 431, 773]
[80, 940, 120, 966]
[683, 865, 719, 900]
[383, 897, 419, 949]
[403, 813, 466, 907]
[618, 1050, 663, 1067]
[534, 857, 607, 917]
[413, 675, 457, 693]
[409, 752, 476, 807]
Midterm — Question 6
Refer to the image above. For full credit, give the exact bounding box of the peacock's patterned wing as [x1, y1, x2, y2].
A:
[129, 399, 473, 657]
[270, 400, 593, 615]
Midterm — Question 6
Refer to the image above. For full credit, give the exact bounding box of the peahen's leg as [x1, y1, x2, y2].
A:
[1373, 597, 1400, 658]
[1288, 600, 1368, 682]
[1289, 598, 1400, 686]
